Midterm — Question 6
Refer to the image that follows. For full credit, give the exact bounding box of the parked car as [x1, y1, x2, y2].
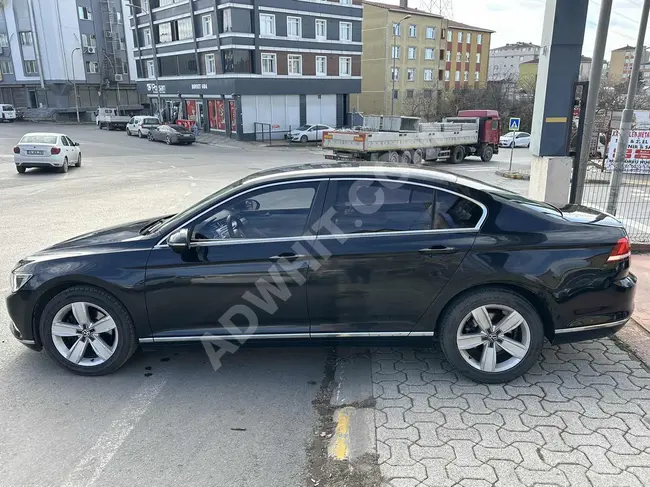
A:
[0, 103, 17, 122]
[6, 164, 635, 381]
[285, 124, 334, 143]
[499, 131, 531, 148]
[14, 107, 24, 121]
[148, 124, 196, 145]
[126, 116, 161, 138]
[13, 132, 82, 174]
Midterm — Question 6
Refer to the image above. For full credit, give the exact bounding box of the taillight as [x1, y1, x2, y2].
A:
[13, 146, 19, 154]
[51, 147, 61, 155]
[607, 236, 631, 262]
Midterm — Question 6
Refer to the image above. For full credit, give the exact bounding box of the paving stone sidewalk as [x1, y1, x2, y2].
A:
[372, 339, 650, 487]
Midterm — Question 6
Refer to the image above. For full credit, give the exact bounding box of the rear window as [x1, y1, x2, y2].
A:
[144, 118, 159, 125]
[20, 135, 58, 144]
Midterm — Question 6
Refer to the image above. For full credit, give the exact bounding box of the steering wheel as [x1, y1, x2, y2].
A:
[226, 214, 247, 239]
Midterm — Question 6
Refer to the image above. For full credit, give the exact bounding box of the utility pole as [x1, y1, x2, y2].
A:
[391, 15, 411, 116]
[574, 0, 612, 204]
[606, 0, 650, 214]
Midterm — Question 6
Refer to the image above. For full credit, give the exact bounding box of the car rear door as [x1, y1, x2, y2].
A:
[306, 178, 483, 336]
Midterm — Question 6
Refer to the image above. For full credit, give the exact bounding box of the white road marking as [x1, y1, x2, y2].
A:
[25, 188, 46, 196]
[170, 165, 176, 169]
[61, 378, 166, 487]
[183, 191, 192, 197]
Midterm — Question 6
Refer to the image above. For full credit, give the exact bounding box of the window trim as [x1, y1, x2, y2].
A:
[288, 53, 302, 75]
[339, 21, 352, 41]
[259, 13, 276, 36]
[339, 56, 351, 76]
[316, 55, 327, 76]
[425, 26, 435, 39]
[287, 16, 302, 39]
[146, 59, 155, 78]
[202, 14, 213, 36]
[315, 19, 327, 41]
[204, 53, 216, 75]
[261, 52, 277, 75]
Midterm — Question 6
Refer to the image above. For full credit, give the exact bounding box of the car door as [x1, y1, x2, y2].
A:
[307, 126, 317, 141]
[154, 125, 166, 141]
[127, 117, 135, 132]
[59, 135, 71, 160]
[516, 133, 530, 147]
[144, 179, 328, 340]
[306, 178, 482, 336]
[64, 136, 79, 160]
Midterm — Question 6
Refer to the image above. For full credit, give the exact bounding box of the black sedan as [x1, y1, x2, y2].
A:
[148, 124, 195, 145]
[6, 164, 635, 382]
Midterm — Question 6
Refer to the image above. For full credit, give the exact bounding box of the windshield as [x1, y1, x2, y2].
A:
[3, 105, 15, 111]
[20, 135, 58, 144]
[501, 133, 514, 138]
[295, 125, 311, 131]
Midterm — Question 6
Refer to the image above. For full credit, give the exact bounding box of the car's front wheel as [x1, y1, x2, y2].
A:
[439, 288, 544, 383]
[39, 286, 137, 375]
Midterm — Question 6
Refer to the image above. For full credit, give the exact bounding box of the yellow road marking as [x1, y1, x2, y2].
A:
[331, 407, 353, 460]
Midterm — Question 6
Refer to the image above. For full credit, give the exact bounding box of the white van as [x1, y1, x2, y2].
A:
[125, 115, 161, 138]
[0, 104, 16, 122]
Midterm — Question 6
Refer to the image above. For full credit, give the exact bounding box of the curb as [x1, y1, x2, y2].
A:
[615, 318, 650, 368]
[495, 169, 530, 180]
[328, 407, 376, 462]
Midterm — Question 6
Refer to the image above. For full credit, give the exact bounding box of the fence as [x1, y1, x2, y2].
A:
[253, 123, 303, 145]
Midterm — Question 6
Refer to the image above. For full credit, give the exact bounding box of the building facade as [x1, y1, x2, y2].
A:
[125, 0, 362, 140]
[609, 45, 650, 84]
[0, 0, 138, 115]
[488, 42, 539, 81]
[443, 20, 492, 91]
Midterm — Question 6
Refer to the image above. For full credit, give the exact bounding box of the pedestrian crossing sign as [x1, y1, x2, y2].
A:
[509, 118, 520, 131]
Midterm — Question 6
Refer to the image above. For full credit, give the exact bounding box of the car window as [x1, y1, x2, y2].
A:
[20, 135, 58, 144]
[433, 191, 483, 229]
[3, 105, 14, 111]
[144, 118, 159, 125]
[128, 118, 135, 124]
[191, 182, 320, 241]
[60, 136, 70, 146]
[325, 180, 435, 234]
[67, 136, 76, 146]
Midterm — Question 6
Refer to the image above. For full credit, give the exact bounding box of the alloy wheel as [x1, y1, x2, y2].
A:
[456, 304, 530, 373]
[51, 302, 119, 366]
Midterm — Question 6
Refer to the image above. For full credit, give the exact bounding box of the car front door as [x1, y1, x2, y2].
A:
[306, 178, 482, 336]
[59, 135, 72, 160]
[64, 136, 79, 161]
[144, 179, 328, 340]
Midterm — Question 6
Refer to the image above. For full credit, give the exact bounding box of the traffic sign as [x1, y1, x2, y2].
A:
[509, 118, 520, 131]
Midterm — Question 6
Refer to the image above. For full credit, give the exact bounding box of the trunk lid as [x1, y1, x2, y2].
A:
[558, 204, 625, 228]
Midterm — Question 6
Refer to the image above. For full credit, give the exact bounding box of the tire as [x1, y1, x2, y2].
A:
[400, 150, 413, 164]
[16, 165, 25, 174]
[300, 135, 308, 143]
[126, 128, 131, 136]
[387, 151, 400, 163]
[39, 286, 138, 375]
[76, 153, 82, 167]
[138, 130, 143, 138]
[59, 157, 69, 173]
[413, 149, 424, 165]
[450, 146, 464, 164]
[481, 146, 494, 162]
[166, 136, 172, 145]
[148, 133, 154, 141]
[439, 287, 545, 383]
[98, 122, 103, 129]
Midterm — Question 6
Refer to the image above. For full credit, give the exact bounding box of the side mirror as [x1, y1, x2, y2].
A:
[168, 228, 190, 253]
[74, 142, 79, 146]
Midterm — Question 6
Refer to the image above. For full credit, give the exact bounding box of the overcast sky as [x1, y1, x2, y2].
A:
[386, 0, 646, 58]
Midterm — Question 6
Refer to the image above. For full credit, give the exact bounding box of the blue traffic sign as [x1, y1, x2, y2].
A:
[509, 118, 521, 131]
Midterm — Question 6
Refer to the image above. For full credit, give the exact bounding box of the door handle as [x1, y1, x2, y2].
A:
[419, 246, 457, 255]
[269, 253, 308, 262]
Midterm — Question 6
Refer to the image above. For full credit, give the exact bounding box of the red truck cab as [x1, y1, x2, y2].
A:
[457, 110, 501, 149]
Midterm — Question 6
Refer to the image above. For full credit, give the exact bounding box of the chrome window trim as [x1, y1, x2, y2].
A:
[554, 318, 629, 334]
[139, 330, 435, 343]
[154, 176, 487, 248]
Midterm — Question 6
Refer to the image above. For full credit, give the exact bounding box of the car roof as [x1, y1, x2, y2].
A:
[20, 132, 65, 137]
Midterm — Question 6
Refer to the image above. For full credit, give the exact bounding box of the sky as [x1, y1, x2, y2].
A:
[384, 0, 646, 59]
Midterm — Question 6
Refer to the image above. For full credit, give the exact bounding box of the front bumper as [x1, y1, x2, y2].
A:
[6, 291, 40, 350]
[9, 320, 40, 350]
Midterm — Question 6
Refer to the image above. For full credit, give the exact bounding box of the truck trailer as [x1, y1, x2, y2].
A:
[323, 109, 501, 164]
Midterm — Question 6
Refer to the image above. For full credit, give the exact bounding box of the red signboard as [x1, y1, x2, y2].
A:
[185, 100, 197, 122]
[208, 100, 226, 131]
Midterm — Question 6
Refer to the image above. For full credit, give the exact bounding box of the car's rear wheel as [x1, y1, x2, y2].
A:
[59, 157, 69, 173]
[439, 288, 544, 383]
[39, 286, 137, 375]
[76, 153, 82, 167]
[413, 148, 424, 164]
[166, 136, 172, 145]
[450, 146, 464, 164]
[387, 151, 400, 163]
[148, 132, 154, 141]
[16, 165, 25, 174]
[138, 130, 143, 138]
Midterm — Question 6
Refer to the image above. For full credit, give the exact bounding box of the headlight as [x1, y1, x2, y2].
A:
[10, 272, 32, 293]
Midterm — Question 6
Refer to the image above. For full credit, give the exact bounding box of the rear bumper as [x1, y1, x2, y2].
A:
[552, 318, 628, 344]
[14, 154, 64, 167]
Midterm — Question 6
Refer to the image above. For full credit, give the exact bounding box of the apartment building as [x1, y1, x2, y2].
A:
[488, 42, 539, 81]
[609, 45, 650, 84]
[0, 0, 138, 115]
[125, 0, 362, 139]
[443, 20, 492, 91]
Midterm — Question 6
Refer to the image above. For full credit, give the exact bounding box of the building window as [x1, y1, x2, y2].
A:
[316, 55, 326, 76]
[463, 71, 468, 81]
[425, 48, 433, 60]
[143, 28, 151, 47]
[316, 19, 327, 41]
[287, 17, 302, 38]
[146, 59, 155, 78]
[426, 26, 435, 39]
[476, 53, 481, 64]
[391, 67, 399, 81]
[201, 53, 215, 74]
[158, 23, 172, 43]
[466, 32, 471, 43]
[393, 23, 400, 36]
[177, 18, 193, 40]
[24, 60, 38, 74]
[202, 14, 213, 36]
[393, 90, 398, 99]
[407, 68, 415, 81]
[81, 34, 97, 48]
[465, 52, 470, 63]
[455, 71, 460, 81]
[222, 9, 232, 32]
[339, 22, 352, 41]
[78, 6, 92, 20]
[340, 0, 352, 4]
[392, 46, 400, 59]
[477, 34, 483, 45]
[456, 52, 461, 62]
[408, 47, 416, 59]
[339, 56, 351, 76]
[457, 31, 463, 42]
[260, 14, 275, 36]
[85, 61, 99, 73]
[406, 89, 414, 98]
[424, 68, 433, 81]
[288, 54, 302, 75]
[423, 89, 432, 98]
[446, 30, 452, 42]
[261, 53, 277, 74]
[475, 71, 480, 81]
[409, 24, 416, 37]
[19, 32, 33, 46]
[444, 70, 449, 81]
[445, 51, 451, 62]
[0, 60, 12, 74]
[0, 33, 8, 48]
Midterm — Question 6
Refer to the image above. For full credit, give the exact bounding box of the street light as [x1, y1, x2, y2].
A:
[126, 2, 162, 118]
[71, 46, 81, 123]
[391, 14, 411, 116]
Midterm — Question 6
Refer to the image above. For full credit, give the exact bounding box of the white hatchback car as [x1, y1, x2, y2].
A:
[285, 124, 334, 143]
[0, 103, 17, 122]
[14, 133, 82, 174]
[126, 115, 161, 138]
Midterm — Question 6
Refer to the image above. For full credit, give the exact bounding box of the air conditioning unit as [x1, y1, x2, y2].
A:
[114, 74, 123, 81]
[86, 46, 96, 54]
[106, 31, 113, 38]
